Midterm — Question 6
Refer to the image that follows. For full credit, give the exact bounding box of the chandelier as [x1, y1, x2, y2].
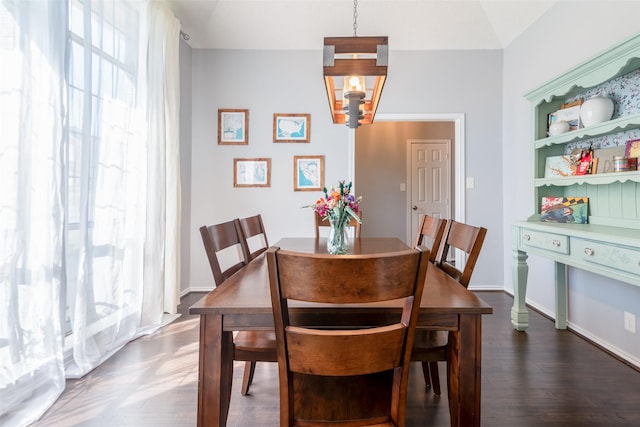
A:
[323, 0, 388, 128]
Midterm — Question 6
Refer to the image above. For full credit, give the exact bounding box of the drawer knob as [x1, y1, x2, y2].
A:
[584, 248, 594, 256]
[523, 234, 531, 241]
[552, 240, 561, 247]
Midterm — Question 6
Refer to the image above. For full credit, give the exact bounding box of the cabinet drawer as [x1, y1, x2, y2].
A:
[520, 229, 569, 255]
[572, 238, 640, 277]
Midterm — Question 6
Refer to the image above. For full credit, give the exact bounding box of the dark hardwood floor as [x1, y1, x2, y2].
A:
[32, 291, 640, 426]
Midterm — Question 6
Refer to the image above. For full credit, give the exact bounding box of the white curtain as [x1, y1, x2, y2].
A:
[0, 0, 181, 424]
[145, 1, 181, 323]
[0, 1, 68, 424]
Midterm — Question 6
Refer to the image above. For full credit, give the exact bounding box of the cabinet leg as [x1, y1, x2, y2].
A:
[554, 261, 568, 329]
[511, 248, 529, 331]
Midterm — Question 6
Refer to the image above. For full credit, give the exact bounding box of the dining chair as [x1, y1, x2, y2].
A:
[412, 219, 487, 395]
[199, 220, 277, 396]
[411, 214, 448, 393]
[237, 214, 269, 261]
[314, 210, 362, 239]
[413, 213, 447, 263]
[266, 246, 430, 427]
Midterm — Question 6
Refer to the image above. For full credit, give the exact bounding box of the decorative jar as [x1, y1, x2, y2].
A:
[549, 120, 570, 136]
[580, 95, 614, 127]
[327, 217, 348, 255]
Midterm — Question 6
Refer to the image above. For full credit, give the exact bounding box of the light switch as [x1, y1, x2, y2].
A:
[466, 177, 475, 189]
[400, 183, 406, 191]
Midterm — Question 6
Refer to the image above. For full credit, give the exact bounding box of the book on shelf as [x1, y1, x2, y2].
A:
[625, 138, 640, 159]
[541, 197, 589, 224]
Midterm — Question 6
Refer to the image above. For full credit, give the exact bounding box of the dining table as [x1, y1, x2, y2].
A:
[189, 237, 493, 427]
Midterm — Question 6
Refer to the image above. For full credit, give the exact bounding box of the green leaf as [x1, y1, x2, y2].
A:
[345, 206, 362, 223]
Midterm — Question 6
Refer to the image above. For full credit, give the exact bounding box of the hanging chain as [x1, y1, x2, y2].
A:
[352, 0, 358, 37]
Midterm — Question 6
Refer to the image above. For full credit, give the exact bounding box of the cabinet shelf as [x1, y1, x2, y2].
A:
[534, 113, 640, 149]
[535, 171, 640, 187]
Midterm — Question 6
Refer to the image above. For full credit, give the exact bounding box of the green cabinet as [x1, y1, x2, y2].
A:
[511, 33, 640, 331]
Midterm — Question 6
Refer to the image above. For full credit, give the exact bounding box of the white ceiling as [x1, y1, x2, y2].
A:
[163, 0, 558, 50]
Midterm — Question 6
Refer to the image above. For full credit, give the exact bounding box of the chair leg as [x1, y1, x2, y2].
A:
[421, 362, 432, 389]
[241, 361, 256, 395]
[429, 361, 441, 396]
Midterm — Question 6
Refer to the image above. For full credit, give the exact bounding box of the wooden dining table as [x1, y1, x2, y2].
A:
[189, 237, 493, 427]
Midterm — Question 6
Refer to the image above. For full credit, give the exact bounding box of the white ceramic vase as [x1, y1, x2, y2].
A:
[549, 120, 570, 136]
[580, 95, 614, 127]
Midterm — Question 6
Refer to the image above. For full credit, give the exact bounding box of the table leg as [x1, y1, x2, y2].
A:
[197, 314, 234, 427]
[447, 314, 482, 427]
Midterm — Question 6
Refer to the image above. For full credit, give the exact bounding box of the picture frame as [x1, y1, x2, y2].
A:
[549, 100, 583, 133]
[273, 113, 310, 142]
[218, 109, 249, 145]
[544, 155, 574, 178]
[625, 138, 640, 158]
[233, 158, 271, 187]
[293, 155, 324, 191]
[594, 145, 626, 173]
[541, 197, 589, 224]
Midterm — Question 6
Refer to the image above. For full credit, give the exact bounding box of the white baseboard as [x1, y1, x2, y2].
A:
[467, 285, 505, 291]
[181, 286, 214, 297]
[501, 289, 640, 370]
[567, 322, 640, 369]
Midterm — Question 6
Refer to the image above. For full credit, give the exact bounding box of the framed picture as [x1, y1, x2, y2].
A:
[293, 155, 324, 191]
[273, 113, 310, 142]
[219, 109, 249, 145]
[549, 101, 582, 133]
[233, 158, 270, 187]
[594, 145, 626, 173]
[625, 138, 640, 158]
[544, 155, 574, 178]
[541, 197, 589, 224]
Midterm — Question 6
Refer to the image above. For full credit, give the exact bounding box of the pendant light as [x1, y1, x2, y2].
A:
[323, 0, 388, 128]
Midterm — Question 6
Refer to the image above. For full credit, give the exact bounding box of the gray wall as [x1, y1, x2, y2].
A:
[502, 1, 640, 365]
[189, 50, 351, 291]
[189, 48, 504, 291]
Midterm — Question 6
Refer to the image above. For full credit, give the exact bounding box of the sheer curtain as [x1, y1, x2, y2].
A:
[0, 1, 68, 424]
[0, 0, 181, 424]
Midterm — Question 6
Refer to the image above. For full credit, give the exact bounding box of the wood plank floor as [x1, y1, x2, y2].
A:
[32, 291, 640, 426]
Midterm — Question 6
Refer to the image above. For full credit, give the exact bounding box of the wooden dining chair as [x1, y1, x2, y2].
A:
[266, 246, 430, 427]
[412, 219, 487, 395]
[199, 220, 277, 396]
[238, 214, 269, 261]
[314, 210, 362, 239]
[413, 214, 447, 263]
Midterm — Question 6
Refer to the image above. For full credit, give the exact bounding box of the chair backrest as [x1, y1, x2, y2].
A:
[199, 219, 247, 286]
[314, 211, 362, 239]
[238, 214, 269, 261]
[413, 214, 447, 263]
[267, 246, 430, 427]
[438, 220, 487, 288]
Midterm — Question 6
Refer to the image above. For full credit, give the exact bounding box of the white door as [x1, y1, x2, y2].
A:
[409, 139, 451, 244]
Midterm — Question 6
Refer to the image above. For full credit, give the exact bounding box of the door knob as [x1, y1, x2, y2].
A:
[412, 206, 418, 210]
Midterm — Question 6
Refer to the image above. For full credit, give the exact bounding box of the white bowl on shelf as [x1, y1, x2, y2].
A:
[549, 121, 570, 136]
[580, 95, 614, 126]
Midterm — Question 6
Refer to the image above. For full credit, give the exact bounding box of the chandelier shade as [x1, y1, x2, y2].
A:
[323, 36, 388, 128]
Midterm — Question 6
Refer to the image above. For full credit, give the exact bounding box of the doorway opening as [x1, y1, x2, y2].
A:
[353, 113, 466, 262]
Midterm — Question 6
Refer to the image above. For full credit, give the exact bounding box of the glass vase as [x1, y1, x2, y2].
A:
[327, 218, 348, 255]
